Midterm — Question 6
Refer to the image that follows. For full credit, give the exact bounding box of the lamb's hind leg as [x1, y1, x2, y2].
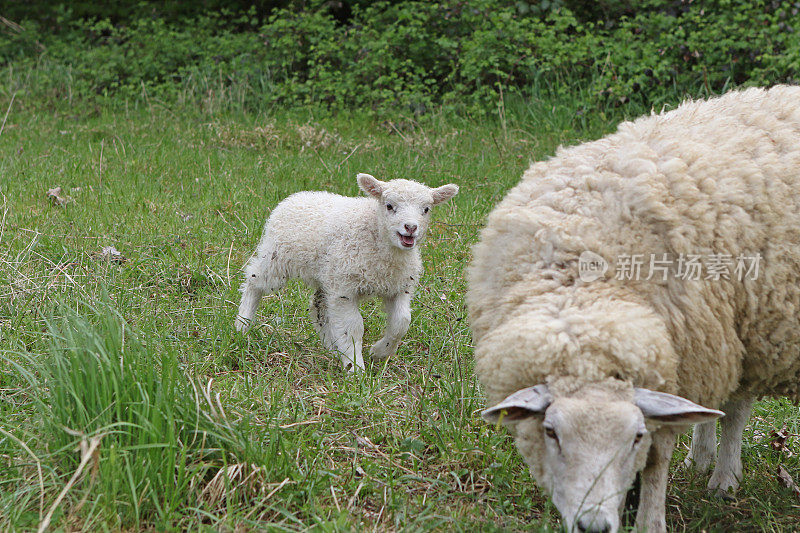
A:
[235, 247, 286, 331]
[708, 397, 753, 498]
[236, 283, 264, 331]
[309, 288, 333, 349]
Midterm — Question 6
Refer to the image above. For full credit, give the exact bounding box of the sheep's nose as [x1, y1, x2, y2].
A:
[404, 223, 417, 234]
[576, 517, 611, 533]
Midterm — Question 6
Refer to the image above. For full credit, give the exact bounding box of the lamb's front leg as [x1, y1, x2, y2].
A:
[327, 297, 365, 372]
[635, 430, 676, 533]
[370, 292, 412, 361]
[708, 397, 753, 498]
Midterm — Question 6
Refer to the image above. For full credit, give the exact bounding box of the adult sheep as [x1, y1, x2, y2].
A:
[467, 86, 800, 532]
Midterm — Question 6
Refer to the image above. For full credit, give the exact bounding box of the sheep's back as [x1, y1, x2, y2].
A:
[468, 85, 800, 403]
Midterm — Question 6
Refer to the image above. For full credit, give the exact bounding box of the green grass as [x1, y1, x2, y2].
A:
[0, 92, 798, 531]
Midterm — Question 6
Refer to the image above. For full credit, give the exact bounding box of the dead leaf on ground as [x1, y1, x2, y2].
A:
[92, 246, 126, 263]
[770, 426, 795, 456]
[353, 432, 377, 450]
[46, 186, 73, 207]
[777, 465, 800, 501]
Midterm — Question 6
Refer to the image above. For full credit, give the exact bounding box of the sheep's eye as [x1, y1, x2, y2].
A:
[423, 206, 430, 214]
[386, 203, 394, 212]
[544, 426, 558, 442]
[633, 431, 645, 446]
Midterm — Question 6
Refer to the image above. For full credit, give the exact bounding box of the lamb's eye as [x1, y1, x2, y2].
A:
[544, 426, 558, 442]
[633, 431, 645, 446]
[423, 206, 430, 214]
[386, 203, 394, 212]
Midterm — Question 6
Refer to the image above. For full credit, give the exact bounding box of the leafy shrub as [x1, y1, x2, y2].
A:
[1, 0, 798, 114]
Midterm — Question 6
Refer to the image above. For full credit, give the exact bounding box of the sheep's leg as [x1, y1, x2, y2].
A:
[327, 297, 365, 372]
[235, 246, 285, 332]
[634, 430, 675, 533]
[683, 420, 717, 472]
[370, 292, 412, 361]
[707, 397, 753, 498]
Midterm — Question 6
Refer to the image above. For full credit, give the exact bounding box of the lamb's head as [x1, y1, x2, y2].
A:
[483, 380, 722, 532]
[357, 173, 458, 250]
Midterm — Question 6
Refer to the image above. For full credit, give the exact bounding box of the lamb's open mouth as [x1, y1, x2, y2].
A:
[398, 233, 416, 247]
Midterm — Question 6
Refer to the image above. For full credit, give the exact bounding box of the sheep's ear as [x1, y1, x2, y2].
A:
[357, 173, 385, 198]
[431, 183, 459, 205]
[482, 385, 551, 425]
[634, 388, 724, 425]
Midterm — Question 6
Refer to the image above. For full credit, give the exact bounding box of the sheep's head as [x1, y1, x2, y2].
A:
[482, 381, 722, 533]
[357, 173, 459, 250]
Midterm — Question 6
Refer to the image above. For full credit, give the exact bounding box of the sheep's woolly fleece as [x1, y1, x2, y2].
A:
[467, 85, 800, 410]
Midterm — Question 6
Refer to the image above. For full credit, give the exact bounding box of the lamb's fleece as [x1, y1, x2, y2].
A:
[467, 86, 800, 527]
[236, 174, 459, 372]
[248, 191, 422, 297]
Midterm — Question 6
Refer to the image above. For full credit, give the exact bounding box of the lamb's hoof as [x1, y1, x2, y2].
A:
[369, 343, 394, 361]
[234, 317, 250, 332]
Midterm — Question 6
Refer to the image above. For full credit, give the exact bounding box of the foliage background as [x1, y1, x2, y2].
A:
[2, 0, 799, 115]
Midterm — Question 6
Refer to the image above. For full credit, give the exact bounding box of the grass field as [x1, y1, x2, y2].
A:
[0, 93, 798, 531]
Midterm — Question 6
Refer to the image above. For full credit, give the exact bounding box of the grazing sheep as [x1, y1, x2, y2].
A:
[236, 173, 458, 371]
[467, 86, 800, 532]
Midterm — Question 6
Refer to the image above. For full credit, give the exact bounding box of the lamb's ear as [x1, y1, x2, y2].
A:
[431, 183, 459, 205]
[482, 385, 551, 425]
[357, 173, 385, 198]
[634, 388, 724, 425]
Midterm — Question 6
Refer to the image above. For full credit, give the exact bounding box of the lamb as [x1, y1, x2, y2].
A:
[235, 173, 458, 371]
[466, 85, 800, 532]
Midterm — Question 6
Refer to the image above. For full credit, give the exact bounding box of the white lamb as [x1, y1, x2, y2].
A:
[467, 86, 800, 532]
[236, 173, 459, 371]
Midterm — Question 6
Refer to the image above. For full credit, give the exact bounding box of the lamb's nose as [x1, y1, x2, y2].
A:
[404, 223, 417, 234]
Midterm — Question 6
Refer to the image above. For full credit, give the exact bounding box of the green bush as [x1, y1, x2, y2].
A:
[1, 0, 798, 114]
